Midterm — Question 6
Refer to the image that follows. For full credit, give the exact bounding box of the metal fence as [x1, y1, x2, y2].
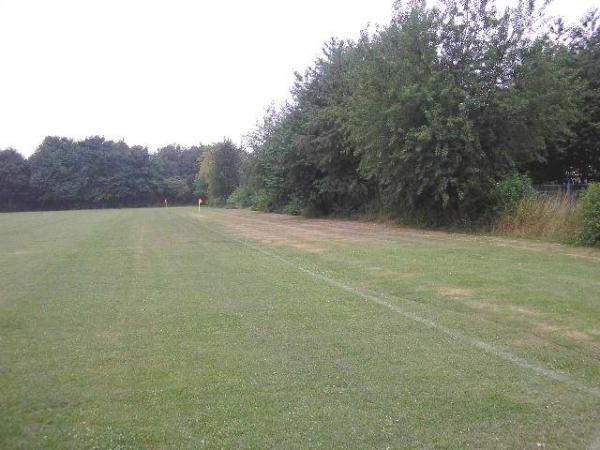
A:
[533, 183, 588, 207]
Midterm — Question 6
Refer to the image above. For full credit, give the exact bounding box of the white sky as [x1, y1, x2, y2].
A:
[0, 0, 597, 156]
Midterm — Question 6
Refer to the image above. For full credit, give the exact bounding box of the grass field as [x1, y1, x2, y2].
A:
[1, 207, 599, 449]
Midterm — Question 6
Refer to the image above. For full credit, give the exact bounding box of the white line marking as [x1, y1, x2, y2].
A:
[198, 215, 600, 399]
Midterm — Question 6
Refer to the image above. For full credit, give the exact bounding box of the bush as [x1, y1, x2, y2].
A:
[281, 197, 304, 216]
[577, 183, 600, 246]
[208, 196, 226, 207]
[227, 187, 255, 209]
[494, 173, 533, 213]
[250, 190, 275, 212]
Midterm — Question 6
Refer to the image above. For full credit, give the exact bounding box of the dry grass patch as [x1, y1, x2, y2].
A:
[509, 305, 539, 316]
[439, 287, 475, 298]
[467, 301, 498, 311]
[564, 330, 594, 342]
[225, 222, 326, 253]
[534, 323, 596, 343]
[494, 193, 580, 243]
[466, 301, 539, 317]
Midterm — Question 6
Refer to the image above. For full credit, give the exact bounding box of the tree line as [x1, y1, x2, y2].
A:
[2, 0, 599, 224]
[233, 0, 600, 224]
[0, 136, 244, 211]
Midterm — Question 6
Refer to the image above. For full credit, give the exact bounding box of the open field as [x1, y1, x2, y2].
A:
[1, 207, 600, 449]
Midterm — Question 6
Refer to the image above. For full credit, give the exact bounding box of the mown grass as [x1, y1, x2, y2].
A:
[1, 207, 599, 449]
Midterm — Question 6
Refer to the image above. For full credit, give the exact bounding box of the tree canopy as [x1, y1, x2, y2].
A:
[237, 0, 600, 223]
[198, 140, 245, 205]
[0, 149, 31, 211]
[1, 137, 218, 211]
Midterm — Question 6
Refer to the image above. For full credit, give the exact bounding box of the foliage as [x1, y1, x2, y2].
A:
[28, 136, 157, 208]
[250, 190, 276, 212]
[6, 136, 205, 210]
[527, 11, 600, 182]
[242, 104, 303, 212]
[563, 12, 600, 183]
[493, 173, 534, 213]
[227, 186, 255, 209]
[0, 149, 31, 211]
[577, 182, 600, 246]
[198, 140, 245, 205]
[241, 0, 590, 225]
[151, 145, 203, 204]
[162, 176, 192, 203]
[28, 137, 82, 207]
[291, 39, 372, 214]
[281, 196, 304, 216]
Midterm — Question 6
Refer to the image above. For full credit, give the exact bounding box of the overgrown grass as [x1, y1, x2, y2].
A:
[493, 192, 582, 243]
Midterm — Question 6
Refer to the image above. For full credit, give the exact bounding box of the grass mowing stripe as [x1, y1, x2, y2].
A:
[187, 210, 600, 400]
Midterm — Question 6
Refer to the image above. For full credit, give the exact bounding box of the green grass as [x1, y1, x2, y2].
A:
[1, 207, 599, 449]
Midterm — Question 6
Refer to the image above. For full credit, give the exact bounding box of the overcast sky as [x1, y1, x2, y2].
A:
[0, 0, 597, 156]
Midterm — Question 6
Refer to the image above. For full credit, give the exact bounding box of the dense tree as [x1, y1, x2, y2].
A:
[240, 0, 584, 224]
[241, 105, 302, 211]
[0, 149, 32, 211]
[292, 39, 372, 214]
[29, 137, 82, 208]
[1, 137, 233, 211]
[151, 145, 203, 203]
[529, 11, 600, 183]
[19, 136, 207, 209]
[198, 140, 244, 205]
[568, 11, 600, 182]
[348, 0, 573, 221]
[28, 136, 158, 208]
[242, 40, 373, 215]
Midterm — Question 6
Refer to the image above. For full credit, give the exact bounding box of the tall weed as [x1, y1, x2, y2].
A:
[494, 193, 581, 243]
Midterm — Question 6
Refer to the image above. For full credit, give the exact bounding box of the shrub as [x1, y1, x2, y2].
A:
[250, 190, 275, 212]
[281, 197, 304, 216]
[227, 187, 255, 209]
[577, 183, 600, 246]
[209, 196, 226, 207]
[493, 173, 533, 213]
